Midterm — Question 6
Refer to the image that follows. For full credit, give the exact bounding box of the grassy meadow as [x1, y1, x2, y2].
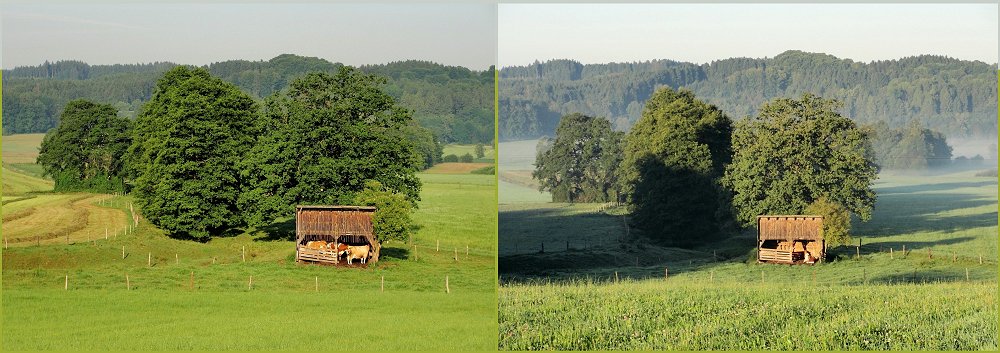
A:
[443, 143, 495, 163]
[1, 136, 498, 350]
[498, 138, 997, 350]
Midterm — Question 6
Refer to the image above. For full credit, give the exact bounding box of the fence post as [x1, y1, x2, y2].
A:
[445, 275, 450, 293]
[381, 276, 384, 292]
[315, 276, 318, 292]
[436, 239, 439, 252]
[65, 274, 68, 290]
[979, 255, 983, 265]
[148, 253, 151, 267]
[242, 246, 246, 262]
[665, 267, 668, 281]
[126, 273, 130, 290]
[176, 253, 179, 264]
[467, 245, 470, 256]
[248, 276, 253, 290]
[122, 246, 125, 260]
[105, 228, 108, 240]
[615, 271, 619, 283]
[890, 247, 893, 259]
[454, 247, 458, 262]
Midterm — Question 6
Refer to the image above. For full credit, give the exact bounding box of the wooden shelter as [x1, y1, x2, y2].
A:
[757, 215, 824, 264]
[295, 205, 379, 265]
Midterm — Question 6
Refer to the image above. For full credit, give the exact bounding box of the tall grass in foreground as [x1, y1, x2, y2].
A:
[499, 279, 997, 351]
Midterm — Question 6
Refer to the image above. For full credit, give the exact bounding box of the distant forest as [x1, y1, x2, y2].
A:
[2, 54, 494, 145]
[499, 50, 997, 141]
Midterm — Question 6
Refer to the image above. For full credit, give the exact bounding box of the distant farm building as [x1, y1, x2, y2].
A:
[757, 215, 824, 264]
[295, 205, 380, 265]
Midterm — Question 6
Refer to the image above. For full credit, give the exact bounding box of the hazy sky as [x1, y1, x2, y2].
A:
[499, 3, 998, 67]
[1, 2, 497, 70]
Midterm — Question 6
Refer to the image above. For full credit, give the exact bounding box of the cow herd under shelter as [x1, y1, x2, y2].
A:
[295, 205, 380, 265]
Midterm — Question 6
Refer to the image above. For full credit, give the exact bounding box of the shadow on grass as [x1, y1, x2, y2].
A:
[255, 218, 296, 242]
[380, 246, 410, 261]
[876, 180, 997, 195]
[855, 191, 997, 238]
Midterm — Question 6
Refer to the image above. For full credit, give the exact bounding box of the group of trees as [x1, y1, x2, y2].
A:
[501, 50, 996, 141]
[535, 88, 877, 247]
[866, 121, 953, 170]
[38, 66, 422, 242]
[3, 55, 494, 149]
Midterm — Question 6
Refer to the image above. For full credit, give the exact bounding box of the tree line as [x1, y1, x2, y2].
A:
[535, 88, 884, 247]
[37, 66, 422, 243]
[501, 50, 997, 141]
[3, 54, 494, 147]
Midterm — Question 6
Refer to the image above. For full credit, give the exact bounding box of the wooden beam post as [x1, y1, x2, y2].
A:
[248, 275, 253, 290]
[148, 253, 151, 267]
[242, 246, 246, 262]
[664, 267, 668, 281]
[436, 239, 439, 252]
[122, 246, 125, 260]
[315, 276, 318, 292]
[65, 274, 68, 290]
[126, 273, 130, 290]
[445, 275, 450, 294]
[890, 247, 893, 259]
[381, 276, 384, 292]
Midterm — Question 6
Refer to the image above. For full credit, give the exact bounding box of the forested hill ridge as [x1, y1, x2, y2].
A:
[2, 54, 494, 144]
[499, 50, 997, 141]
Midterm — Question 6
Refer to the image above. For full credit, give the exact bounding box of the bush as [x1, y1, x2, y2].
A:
[443, 154, 459, 163]
[460, 153, 475, 163]
[804, 197, 851, 246]
[471, 165, 495, 175]
[353, 180, 414, 243]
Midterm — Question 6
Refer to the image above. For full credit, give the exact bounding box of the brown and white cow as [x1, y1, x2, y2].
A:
[304, 240, 328, 250]
[347, 245, 371, 265]
[327, 242, 350, 257]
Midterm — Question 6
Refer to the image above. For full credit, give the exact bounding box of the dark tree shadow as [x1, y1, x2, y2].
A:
[380, 246, 410, 261]
[876, 180, 997, 195]
[254, 218, 296, 242]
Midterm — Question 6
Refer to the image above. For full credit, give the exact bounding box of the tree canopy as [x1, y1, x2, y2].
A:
[500, 51, 996, 141]
[36, 99, 130, 192]
[125, 66, 259, 239]
[867, 120, 953, 171]
[3, 55, 493, 146]
[533, 113, 624, 203]
[722, 93, 878, 228]
[621, 88, 733, 245]
[239, 67, 422, 228]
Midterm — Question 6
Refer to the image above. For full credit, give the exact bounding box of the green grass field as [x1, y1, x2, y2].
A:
[1, 135, 498, 350]
[443, 143, 495, 163]
[498, 170, 998, 350]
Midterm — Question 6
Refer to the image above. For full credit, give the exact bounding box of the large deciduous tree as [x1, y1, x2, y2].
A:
[722, 93, 878, 229]
[239, 68, 423, 229]
[621, 88, 733, 246]
[125, 67, 258, 239]
[37, 99, 131, 192]
[533, 113, 623, 203]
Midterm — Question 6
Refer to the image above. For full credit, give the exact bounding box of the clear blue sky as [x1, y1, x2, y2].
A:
[499, 3, 998, 67]
[1, 2, 498, 70]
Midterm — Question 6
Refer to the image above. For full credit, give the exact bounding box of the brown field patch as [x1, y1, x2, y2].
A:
[424, 162, 493, 174]
[499, 170, 540, 189]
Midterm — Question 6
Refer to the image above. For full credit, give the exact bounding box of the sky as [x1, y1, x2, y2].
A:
[499, 3, 999, 67]
[1, 2, 498, 70]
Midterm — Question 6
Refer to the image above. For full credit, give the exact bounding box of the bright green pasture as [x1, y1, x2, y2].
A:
[498, 170, 998, 350]
[1, 164, 52, 195]
[2, 173, 498, 350]
[500, 280, 996, 351]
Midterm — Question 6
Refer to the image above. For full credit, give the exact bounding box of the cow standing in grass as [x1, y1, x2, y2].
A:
[347, 245, 371, 265]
